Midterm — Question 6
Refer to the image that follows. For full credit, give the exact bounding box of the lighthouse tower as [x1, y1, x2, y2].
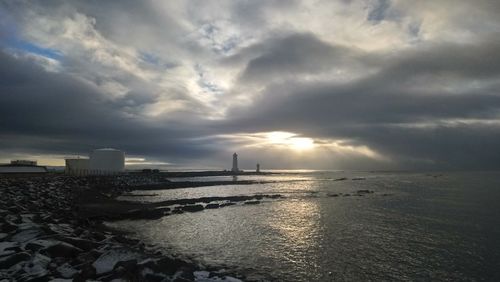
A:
[232, 153, 239, 172]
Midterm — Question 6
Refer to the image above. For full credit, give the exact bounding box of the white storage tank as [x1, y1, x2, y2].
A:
[89, 148, 125, 175]
[65, 158, 90, 176]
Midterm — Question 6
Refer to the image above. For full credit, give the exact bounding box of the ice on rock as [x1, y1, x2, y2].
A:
[92, 248, 140, 275]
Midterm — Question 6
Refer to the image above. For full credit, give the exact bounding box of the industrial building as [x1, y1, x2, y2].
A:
[65, 148, 125, 176]
[0, 160, 48, 174]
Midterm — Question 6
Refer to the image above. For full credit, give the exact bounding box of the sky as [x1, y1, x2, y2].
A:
[1, 0, 500, 170]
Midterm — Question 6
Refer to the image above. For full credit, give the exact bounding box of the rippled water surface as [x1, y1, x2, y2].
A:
[109, 171, 500, 281]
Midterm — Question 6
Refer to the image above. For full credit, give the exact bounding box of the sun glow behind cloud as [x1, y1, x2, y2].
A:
[265, 131, 315, 151]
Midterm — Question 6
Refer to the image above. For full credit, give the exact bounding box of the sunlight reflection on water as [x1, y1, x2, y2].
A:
[109, 171, 500, 281]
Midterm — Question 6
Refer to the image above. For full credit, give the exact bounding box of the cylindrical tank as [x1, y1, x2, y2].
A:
[65, 158, 90, 176]
[89, 148, 125, 174]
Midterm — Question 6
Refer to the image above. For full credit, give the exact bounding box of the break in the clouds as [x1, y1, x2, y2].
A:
[1, 0, 500, 170]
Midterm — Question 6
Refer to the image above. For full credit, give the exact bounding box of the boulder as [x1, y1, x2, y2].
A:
[0, 251, 31, 269]
[41, 242, 83, 258]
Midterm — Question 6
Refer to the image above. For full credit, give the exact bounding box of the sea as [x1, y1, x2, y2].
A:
[108, 171, 500, 281]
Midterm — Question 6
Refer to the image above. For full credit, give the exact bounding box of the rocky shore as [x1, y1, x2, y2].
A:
[0, 175, 254, 281]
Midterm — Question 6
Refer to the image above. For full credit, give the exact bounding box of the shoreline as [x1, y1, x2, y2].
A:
[0, 174, 273, 281]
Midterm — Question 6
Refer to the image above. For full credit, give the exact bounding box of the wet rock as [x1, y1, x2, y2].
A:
[205, 204, 220, 209]
[0, 251, 31, 269]
[25, 240, 56, 252]
[11, 227, 43, 242]
[219, 202, 236, 208]
[55, 236, 98, 251]
[73, 263, 96, 281]
[144, 273, 166, 282]
[21, 253, 51, 278]
[75, 249, 103, 265]
[351, 177, 366, 181]
[92, 248, 140, 275]
[126, 208, 167, 220]
[244, 201, 260, 205]
[56, 263, 78, 278]
[1, 221, 18, 233]
[47, 223, 74, 235]
[181, 204, 204, 212]
[113, 258, 138, 272]
[356, 190, 374, 194]
[41, 242, 83, 258]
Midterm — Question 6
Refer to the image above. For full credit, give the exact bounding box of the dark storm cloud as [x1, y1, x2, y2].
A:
[0, 51, 218, 162]
[222, 33, 500, 169]
[236, 33, 368, 83]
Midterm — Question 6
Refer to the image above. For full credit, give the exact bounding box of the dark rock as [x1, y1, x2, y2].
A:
[0, 252, 31, 269]
[113, 258, 138, 272]
[73, 263, 97, 281]
[205, 204, 220, 209]
[18, 272, 50, 282]
[181, 204, 204, 212]
[244, 201, 260, 205]
[219, 202, 236, 208]
[1, 221, 18, 233]
[75, 249, 102, 265]
[334, 177, 348, 181]
[356, 190, 374, 194]
[173, 270, 195, 282]
[328, 194, 339, 197]
[144, 273, 166, 282]
[55, 236, 98, 251]
[41, 242, 83, 258]
[139, 257, 185, 276]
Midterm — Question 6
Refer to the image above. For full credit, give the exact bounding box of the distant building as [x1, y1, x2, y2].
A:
[65, 158, 90, 176]
[10, 160, 37, 166]
[0, 160, 47, 174]
[232, 153, 239, 172]
[256, 163, 260, 173]
[65, 148, 125, 176]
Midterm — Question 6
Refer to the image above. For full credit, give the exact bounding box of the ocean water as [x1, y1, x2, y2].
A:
[109, 171, 500, 281]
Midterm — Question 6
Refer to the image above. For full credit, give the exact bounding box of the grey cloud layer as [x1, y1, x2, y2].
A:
[1, 0, 500, 169]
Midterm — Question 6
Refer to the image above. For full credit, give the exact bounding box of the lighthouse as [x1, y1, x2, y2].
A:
[232, 153, 239, 172]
